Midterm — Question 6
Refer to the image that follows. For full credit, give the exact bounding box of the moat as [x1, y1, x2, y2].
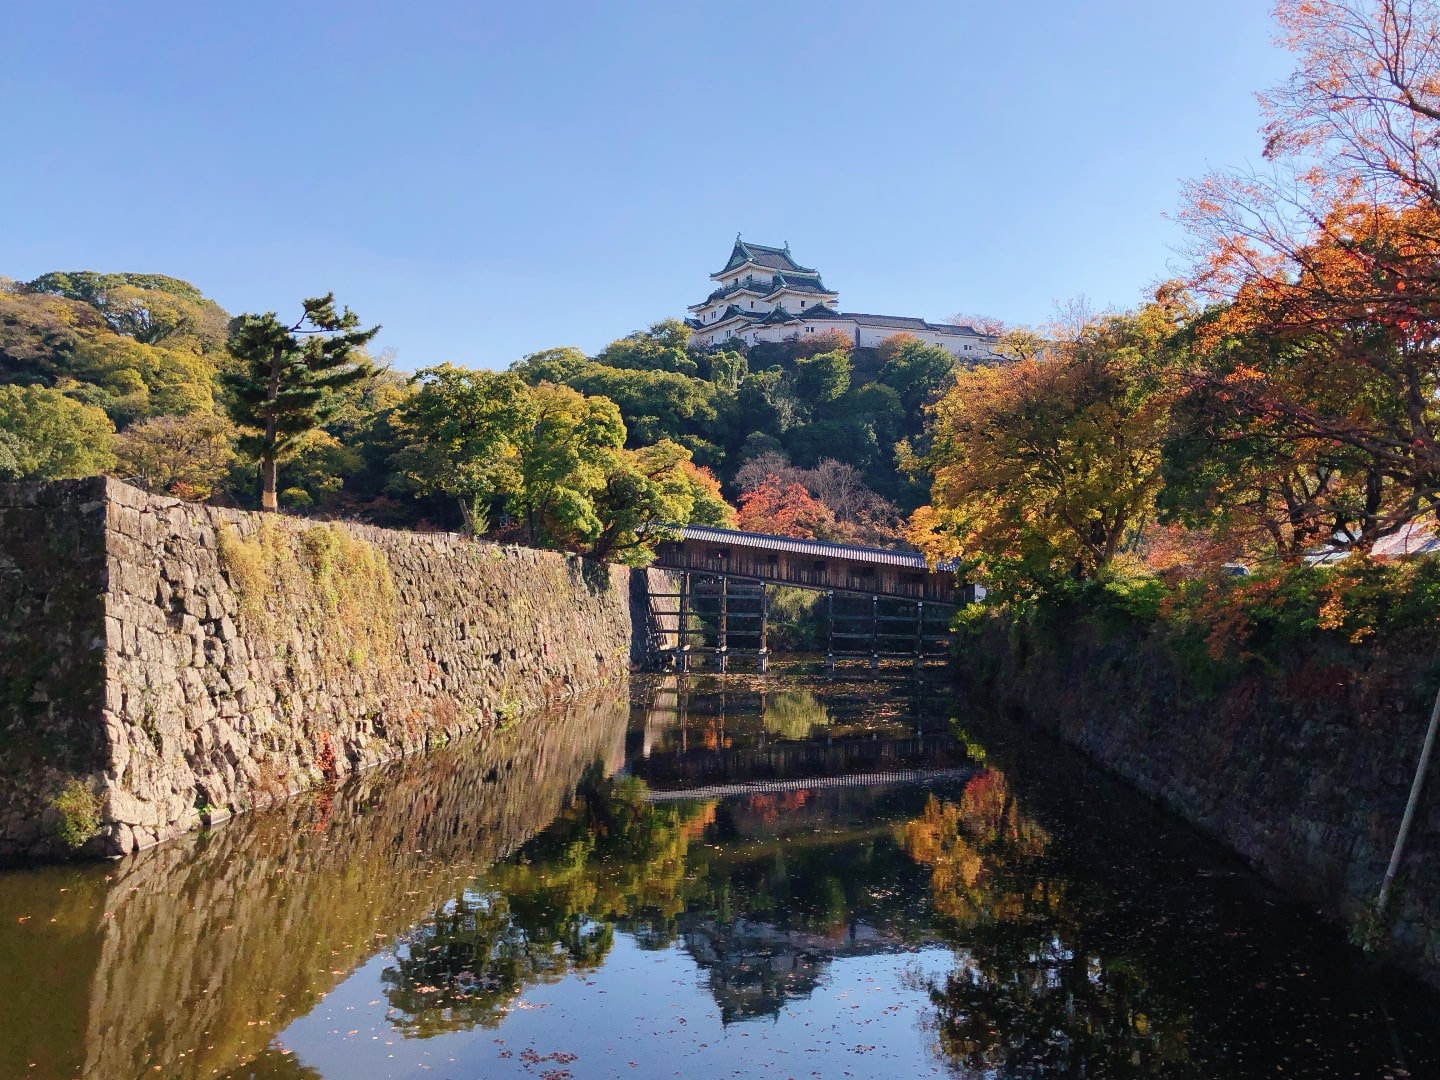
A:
[2, 672, 1438, 1080]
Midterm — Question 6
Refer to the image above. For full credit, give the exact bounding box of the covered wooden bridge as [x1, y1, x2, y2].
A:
[646, 526, 972, 672]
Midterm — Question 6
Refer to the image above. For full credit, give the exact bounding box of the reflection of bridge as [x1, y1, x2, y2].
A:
[647, 526, 971, 671]
[641, 767, 977, 803]
[632, 731, 972, 788]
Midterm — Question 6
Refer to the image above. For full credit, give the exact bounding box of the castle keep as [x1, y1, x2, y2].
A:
[687, 237, 998, 357]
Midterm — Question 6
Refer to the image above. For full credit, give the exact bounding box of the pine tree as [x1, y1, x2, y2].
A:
[223, 294, 378, 511]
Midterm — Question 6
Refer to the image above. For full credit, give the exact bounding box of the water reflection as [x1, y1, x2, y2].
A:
[902, 774, 1196, 1075]
[0, 692, 627, 1080]
[1, 674, 1438, 1080]
[377, 772, 716, 1039]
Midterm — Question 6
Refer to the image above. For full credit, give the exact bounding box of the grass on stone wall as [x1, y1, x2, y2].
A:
[218, 517, 400, 674]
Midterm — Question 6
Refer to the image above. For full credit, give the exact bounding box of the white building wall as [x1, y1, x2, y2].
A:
[694, 289, 833, 326]
[853, 325, 996, 357]
[695, 319, 996, 356]
[715, 267, 775, 290]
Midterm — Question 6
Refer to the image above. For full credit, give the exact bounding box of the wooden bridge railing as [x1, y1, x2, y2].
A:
[653, 546, 961, 604]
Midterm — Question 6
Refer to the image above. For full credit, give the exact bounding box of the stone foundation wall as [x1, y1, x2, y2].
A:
[956, 608, 1440, 988]
[0, 477, 635, 858]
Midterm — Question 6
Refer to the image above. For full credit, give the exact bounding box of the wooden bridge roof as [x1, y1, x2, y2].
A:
[673, 525, 956, 572]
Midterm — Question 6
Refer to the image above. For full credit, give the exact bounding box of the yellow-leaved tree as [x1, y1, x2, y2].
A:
[906, 298, 1184, 588]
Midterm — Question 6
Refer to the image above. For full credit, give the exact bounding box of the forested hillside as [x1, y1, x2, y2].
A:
[1, 274, 963, 554]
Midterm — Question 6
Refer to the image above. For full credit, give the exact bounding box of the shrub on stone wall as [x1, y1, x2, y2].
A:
[52, 778, 101, 849]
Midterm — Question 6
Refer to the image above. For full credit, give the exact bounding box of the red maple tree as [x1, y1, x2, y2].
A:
[737, 475, 837, 539]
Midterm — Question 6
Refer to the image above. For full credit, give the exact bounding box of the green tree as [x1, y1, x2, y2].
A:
[279, 368, 414, 519]
[587, 439, 734, 563]
[876, 335, 956, 416]
[512, 348, 722, 462]
[1157, 320, 1375, 561]
[28, 272, 231, 355]
[562, 365, 720, 454]
[0, 283, 222, 425]
[792, 348, 851, 406]
[114, 412, 236, 499]
[397, 364, 532, 533]
[705, 349, 748, 390]
[509, 345, 590, 385]
[511, 383, 627, 548]
[223, 294, 377, 512]
[65, 334, 217, 423]
[0, 431, 22, 479]
[596, 319, 698, 375]
[0, 384, 116, 480]
[0, 287, 105, 386]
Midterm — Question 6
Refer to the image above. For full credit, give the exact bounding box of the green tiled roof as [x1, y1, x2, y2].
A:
[713, 239, 816, 277]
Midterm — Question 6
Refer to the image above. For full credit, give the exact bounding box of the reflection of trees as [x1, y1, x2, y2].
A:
[762, 690, 832, 740]
[382, 891, 611, 1037]
[9, 690, 630, 1080]
[903, 769, 1197, 1077]
[492, 771, 717, 924]
[904, 771, 1048, 925]
[218, 1049, 324, 1079]
[379, 770, 715, 1035]
[377, 778, 944, 1033]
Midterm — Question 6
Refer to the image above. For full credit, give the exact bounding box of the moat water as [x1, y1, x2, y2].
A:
[2, 670, 1438, 1079]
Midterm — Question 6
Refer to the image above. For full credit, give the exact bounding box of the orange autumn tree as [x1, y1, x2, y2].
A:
[906, 301, 1181, 586]
[1170, 0, 1440, 553]
[736, 474, 837, 539]
[1165, 203, 1440, 553]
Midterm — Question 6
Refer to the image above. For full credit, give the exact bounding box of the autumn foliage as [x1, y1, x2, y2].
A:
[736, 474, 837, 538]
[1169, 0, 1440, 554]
[907, 301, 1181, 584]
[910, 1, 1440, 588]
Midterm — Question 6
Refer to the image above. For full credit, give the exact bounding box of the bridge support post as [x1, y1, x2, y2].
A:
[678, 572, 691, 674]
[718, 575, 728, 673]
[914, 600, 925, 674]
[825, 590, 835, 673]
[758, 584, 770, 674]
[870, 593, 880, 677]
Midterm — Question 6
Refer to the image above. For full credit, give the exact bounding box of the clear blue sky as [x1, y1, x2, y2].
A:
[2, 2, 1291, 370]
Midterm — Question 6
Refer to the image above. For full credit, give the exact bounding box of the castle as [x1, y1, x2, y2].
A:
[686, 237, 998, 357]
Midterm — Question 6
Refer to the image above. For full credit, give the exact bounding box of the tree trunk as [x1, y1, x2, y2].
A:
[261, 455, 278, 512]
[261, 341, 283, 513]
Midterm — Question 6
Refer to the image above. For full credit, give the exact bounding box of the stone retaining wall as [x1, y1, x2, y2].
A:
[956, 607, 1440, 988]
[0, 477, 635, 858]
